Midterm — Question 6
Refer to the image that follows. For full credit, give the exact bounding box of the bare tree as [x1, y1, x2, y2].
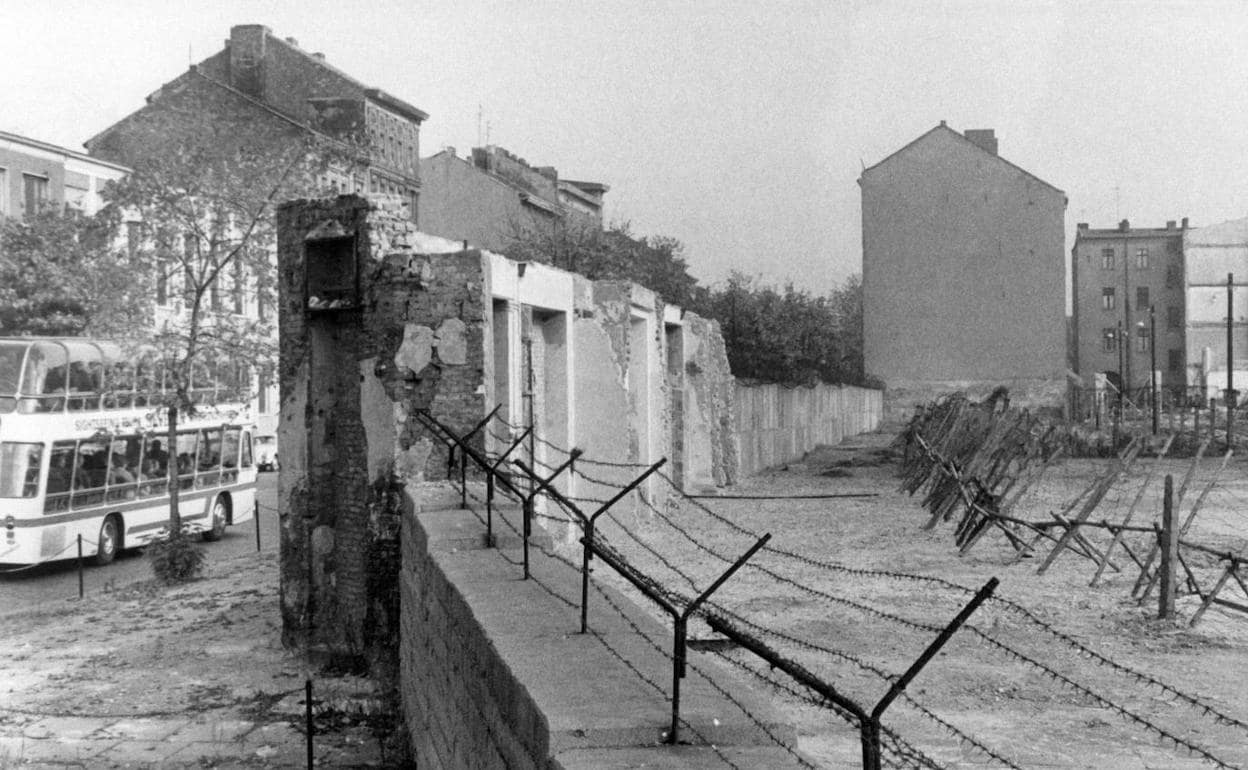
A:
[98, 99, 361, 578]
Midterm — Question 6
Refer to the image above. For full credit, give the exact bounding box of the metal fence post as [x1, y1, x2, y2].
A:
[1159, 474, 1176, 619]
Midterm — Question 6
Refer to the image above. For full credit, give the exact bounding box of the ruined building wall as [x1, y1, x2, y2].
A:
[277, 195, 739, 656]
[277, 194, 489, 656]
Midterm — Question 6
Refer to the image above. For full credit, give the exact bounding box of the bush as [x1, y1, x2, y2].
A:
[147, 528, 206, 583]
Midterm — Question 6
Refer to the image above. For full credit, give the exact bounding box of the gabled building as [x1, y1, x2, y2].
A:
[0, 130, 128, 218]
[86, 24, 427, 220]
[859, 123, 1067, 415]
[1071, 219, 1187, 397]
[419, 145, 608, 253]
[82, 24, 429, 435]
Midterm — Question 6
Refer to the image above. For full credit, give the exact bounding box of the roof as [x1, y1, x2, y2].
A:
[1186, 216, 1248, 246]
[85, 66, 336, 153]
[0, 130, 130, 173]
[561, 179, 609, 194]
[858, 122, 1065, 198]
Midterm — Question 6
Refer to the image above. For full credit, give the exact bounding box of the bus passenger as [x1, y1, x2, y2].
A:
[108, 453, 135, 485]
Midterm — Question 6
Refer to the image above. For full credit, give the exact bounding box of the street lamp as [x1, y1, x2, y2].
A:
[1138, 305, 1158, 435]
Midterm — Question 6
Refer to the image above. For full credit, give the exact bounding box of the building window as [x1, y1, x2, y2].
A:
[1103, 328, 1118, 353]
[1101, 248, 1115, 270]
[1168, 349, 1184, 373]
[1167, 305, 1181, 330]
[1136, 247, 1149, 269]
[1166, 264, 1181, 288]
[22, 174, 49, 216]
[1136, 334, 1149, 353]
[0, 167, 8, 215]
[1136, 287, 1150, 311]
[1101, 287, 1116, 310]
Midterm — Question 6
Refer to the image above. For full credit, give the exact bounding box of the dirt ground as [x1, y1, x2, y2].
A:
[5, 432, 1248, 769]
[0, 551, 402, 769]
[594, 431, 1248, 769]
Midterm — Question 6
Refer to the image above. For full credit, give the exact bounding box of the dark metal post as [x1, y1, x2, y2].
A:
[666, 533, 771, 744]
[305, 677, 314, 768]
[866, 577, 998, 763]
[254, 499, 262, 551]
[77, 534, 84, 599]
[1159, 475, 1176, 619]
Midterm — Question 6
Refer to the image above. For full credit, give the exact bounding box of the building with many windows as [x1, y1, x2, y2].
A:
[859, 123, 1067, 416]
[1070, 219, 1188, 396]
[83, 24, 429, 436]
[0, 130, 129, 218]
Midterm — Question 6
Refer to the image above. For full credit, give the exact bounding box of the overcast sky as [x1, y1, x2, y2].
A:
[6, 1, 1248, 295]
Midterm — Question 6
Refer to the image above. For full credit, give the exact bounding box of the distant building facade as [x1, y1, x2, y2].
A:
[859, 123, 1067, 415]
[0, 130, 128, 218]
[419, 145, 607, 253]
[1182, 216, 1248, 401]
[1071, 219, 1187, 396]
[84, 24, 429, 434]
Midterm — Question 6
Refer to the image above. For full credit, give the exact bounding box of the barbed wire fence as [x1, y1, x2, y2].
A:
[413, 406, 1247, 768]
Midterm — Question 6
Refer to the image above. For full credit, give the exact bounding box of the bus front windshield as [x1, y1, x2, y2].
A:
[0, 342, 27, 413]
[0, 442, 43, 498]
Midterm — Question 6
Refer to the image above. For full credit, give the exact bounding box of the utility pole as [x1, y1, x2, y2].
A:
[1116, 320, 1125, 445]
[1149, 305, 1158, 434]
[1228, 273, 1235, 448]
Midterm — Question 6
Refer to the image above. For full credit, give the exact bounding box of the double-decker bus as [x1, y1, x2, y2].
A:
[0, 338, 258, 567]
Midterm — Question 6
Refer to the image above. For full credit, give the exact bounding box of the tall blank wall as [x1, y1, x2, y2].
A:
[734, 383, 883, 475]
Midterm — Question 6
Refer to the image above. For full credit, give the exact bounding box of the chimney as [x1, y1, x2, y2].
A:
[1118, 219, 1130, 232]
[1077, 222, 1088, 230]
[964, 128, 998, 155]
[229, 25, 270, 98]
[312, 52, 325, 60]
[1166, 220, 1177, 229]
[285, 37, 299, 47]
[1182, 217, 1190, 229]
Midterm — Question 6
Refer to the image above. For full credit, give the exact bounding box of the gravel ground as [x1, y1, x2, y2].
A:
[587, 431, 1248, 769]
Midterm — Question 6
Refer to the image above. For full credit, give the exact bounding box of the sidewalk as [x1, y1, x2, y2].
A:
[0, 551, 402, 768]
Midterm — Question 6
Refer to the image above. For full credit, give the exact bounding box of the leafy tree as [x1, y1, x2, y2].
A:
[93, 88, 360, 579]
[502, 218, 701, 308]
[0, 207, 151, 337]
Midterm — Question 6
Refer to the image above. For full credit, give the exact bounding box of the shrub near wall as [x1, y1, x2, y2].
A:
[734, 382, 883, 475]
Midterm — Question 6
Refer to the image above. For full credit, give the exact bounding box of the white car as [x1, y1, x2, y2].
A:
[254, 435, 278, 472]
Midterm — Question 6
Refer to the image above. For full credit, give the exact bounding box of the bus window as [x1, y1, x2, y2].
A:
[141, 435, 169, 478]
[106, 439, 139, 499]
[47, 442, 75, 495]
[21, 342, 68, 413]
[0, 341, 26, 413]
[0, 442, 43, 498]
[74, 440, 108, 490]
[198, 429, 222, 471]
[175, 430, 198, 490]
[241, 431, 254, 468]
[221, 428, 240, 469]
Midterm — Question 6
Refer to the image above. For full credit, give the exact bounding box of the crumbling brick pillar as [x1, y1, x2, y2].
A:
[276, 194, 489, 662]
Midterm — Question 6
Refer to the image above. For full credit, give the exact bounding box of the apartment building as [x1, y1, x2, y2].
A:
[1071, 219, 1187, 395]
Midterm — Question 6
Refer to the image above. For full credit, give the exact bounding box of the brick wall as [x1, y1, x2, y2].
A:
[400, 488, 809, 769]
[276, 194, 489, 656]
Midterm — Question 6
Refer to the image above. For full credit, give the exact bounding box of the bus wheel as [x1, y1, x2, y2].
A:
[203, 495, 229, 542]
[94, 515, 121, 566]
